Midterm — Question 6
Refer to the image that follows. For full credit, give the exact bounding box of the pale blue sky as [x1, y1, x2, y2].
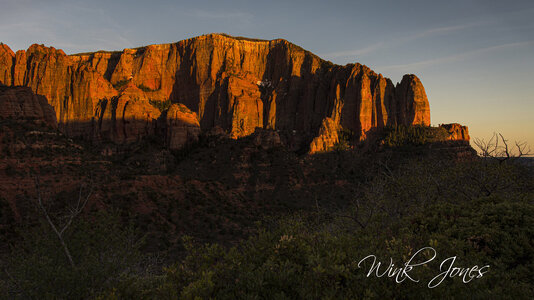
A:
[1, 0, 533, 149]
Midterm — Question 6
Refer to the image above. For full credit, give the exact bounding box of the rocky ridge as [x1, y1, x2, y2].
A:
[1, 34, 445, 151]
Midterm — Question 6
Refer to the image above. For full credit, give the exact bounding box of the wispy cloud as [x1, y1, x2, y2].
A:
[321, 21, 487, 59]
[403, 23, 478, 41]
[379, 41, 534, 72]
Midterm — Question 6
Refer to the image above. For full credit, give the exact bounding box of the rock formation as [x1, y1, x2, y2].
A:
[251, 128, 283, 150]
[0, 85, 57, 128]
[0, 34, 438, 151]
[440, 123, 470, 141]
[95, 82, 161, 144]
[0, 44, 14, 85]
[309, 118, 340, 153]
[159, 103, 201, 150]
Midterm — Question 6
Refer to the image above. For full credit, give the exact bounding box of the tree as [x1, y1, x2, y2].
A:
[33, 176, 92, 267]
[2, 178, 147, 298]
[473, 133, 531, 163]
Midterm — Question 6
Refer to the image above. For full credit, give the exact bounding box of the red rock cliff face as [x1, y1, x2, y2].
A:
[0, 44, 14, 85]
[0, 34, 432, 151]
[0, 44, 118, 137]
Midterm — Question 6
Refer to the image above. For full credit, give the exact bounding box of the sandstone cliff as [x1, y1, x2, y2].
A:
[159, 103, 201, 150]
[0, 34, 433, 152]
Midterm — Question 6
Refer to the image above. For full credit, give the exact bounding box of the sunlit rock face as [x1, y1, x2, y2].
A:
[395, 74, 431, 126]
[309, 118, 340, 154]
[0, 34, 433, 151]
[440, 123, 470, 141]
[159, 103, 201, 150]
[0, 44, 15, 85]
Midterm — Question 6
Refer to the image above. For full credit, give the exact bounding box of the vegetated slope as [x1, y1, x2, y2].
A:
[2, 110, 529, 298]
[0, 88, 468, 253]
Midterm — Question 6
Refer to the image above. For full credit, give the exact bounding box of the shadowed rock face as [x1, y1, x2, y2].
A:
[0, 34, 432, 151]
[0, 85, 57, 128]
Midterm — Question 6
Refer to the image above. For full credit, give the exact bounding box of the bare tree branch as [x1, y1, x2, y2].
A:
[33, 176, 93, 268]
[59, 184, 92, 236]
[499, 134, 510, 160]
[473, 133, 532, 163]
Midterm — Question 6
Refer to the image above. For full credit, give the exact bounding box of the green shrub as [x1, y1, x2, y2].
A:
[112, 79, 129, 89]
[138, 84, 159, 92]
[382, 125, 449, 147]
[149, 99, 172, 112]
[332, 128, 355, 151]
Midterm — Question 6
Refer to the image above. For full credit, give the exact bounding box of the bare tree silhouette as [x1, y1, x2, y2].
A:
[33, 176, 93, 268]
[473, 133, 531, 163]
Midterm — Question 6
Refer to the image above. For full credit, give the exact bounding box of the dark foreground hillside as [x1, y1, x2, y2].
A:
[0, 118, 532, 299]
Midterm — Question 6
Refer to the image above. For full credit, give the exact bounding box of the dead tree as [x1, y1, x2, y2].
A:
[33, 176, 93, 268]
[473, 133, 531, 163]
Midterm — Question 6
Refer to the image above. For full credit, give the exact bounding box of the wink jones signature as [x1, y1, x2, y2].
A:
[357, 247, 490, 288]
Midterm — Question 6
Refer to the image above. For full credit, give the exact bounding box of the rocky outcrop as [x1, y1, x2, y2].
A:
[159, 103, 201, 150]
[440, 123, 470, 141]
[0, 44, 14, 85]
[309, 118, 340, 153]
[0, 34, 435, 151]
[103, 82, 160, 144]
[0, 85, 57, 128]
[251, 128, 282, 150]
[395, 74, 430, 126]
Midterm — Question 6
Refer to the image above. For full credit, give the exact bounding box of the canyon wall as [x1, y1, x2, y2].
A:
[0, 34, 432, 151]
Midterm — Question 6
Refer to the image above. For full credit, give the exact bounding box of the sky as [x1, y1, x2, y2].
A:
[1, 0, 533, 151]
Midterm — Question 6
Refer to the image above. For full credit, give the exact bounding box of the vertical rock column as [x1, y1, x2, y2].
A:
[395, 74, 431, 126]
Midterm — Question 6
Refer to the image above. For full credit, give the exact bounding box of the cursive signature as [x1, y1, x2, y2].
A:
[357, 247, 490, 288]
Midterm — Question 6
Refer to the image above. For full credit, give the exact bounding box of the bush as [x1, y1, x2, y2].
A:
[112, 80, 129, 90]
[332, 128, 355, 151]
[149, 99, 172, 112]
[138, 84, 159, 92]
[382, 125, 449, 147]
